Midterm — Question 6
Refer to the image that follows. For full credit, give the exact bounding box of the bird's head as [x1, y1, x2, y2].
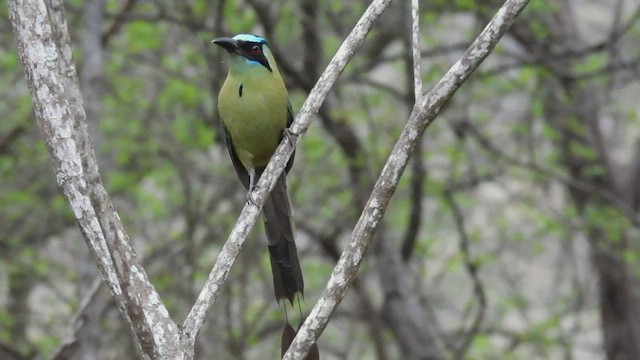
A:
[212, 34, 275, 74]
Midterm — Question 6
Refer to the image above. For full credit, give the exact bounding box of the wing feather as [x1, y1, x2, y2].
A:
[285, 101, 295, 174]
[222, 124, 250, 189]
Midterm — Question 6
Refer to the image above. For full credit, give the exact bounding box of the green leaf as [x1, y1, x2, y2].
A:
[127, 22, 164, 52]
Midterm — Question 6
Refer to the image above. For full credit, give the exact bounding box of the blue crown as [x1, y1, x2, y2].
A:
[233, 34, 267, 44]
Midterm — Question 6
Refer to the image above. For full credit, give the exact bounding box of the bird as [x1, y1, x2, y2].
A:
[213, 33, 320, 360]
[212, 34, 303, 305]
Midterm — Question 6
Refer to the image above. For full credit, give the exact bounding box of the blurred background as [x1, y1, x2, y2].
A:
[2, 0, 640, 359]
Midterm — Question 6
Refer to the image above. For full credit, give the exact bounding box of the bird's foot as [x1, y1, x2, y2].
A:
[283, 128, 299, 146]
[246, 185, 260, 206]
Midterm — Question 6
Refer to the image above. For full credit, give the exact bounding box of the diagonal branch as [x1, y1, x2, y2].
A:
[283, 0, 532, 358]
[182, 0, 394, 345]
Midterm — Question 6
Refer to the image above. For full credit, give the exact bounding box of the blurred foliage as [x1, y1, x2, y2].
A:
[2, 0, 640, 359]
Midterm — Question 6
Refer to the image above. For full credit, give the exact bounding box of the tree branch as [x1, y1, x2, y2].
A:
[48, 278, 103, 360]
[10, 1, 181, 358]
[443, 189, 487, 360]
[283, 1, 531, 358]
[401, 0, 426, 262]
[411, 0, 422, 96]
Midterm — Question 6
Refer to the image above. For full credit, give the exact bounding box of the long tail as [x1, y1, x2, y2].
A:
[262, 173, 304, 304]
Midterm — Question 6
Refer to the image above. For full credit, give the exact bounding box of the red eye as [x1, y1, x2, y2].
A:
[251, 45, 261, 54]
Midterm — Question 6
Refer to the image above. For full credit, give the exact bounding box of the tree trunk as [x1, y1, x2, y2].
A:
[545, 67, 640, 360]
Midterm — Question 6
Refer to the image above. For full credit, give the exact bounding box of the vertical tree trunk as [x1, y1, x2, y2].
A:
[76, 0, 106, 359]
[545, 71, 640, 360]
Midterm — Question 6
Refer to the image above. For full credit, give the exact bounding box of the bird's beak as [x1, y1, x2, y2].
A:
[212, 37, 238, 54]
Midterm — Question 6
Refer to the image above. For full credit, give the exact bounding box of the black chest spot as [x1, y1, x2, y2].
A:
[238, 84, 244, 97]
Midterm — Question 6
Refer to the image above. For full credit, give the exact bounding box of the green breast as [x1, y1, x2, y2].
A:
[218, 73, 289, 170]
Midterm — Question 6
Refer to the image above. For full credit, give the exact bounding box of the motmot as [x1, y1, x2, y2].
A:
[213, 34, 303, 305]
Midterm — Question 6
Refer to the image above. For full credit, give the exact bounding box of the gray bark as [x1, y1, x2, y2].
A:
[283, 1, 532, 358]
[9, 0, 182, 358]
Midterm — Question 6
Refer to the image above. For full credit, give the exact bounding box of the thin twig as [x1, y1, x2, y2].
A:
[401, 0, 426, 262]
[444, 190, 487, 360]
[411, 0, 422, 96]
[48, 278, 103, 360]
